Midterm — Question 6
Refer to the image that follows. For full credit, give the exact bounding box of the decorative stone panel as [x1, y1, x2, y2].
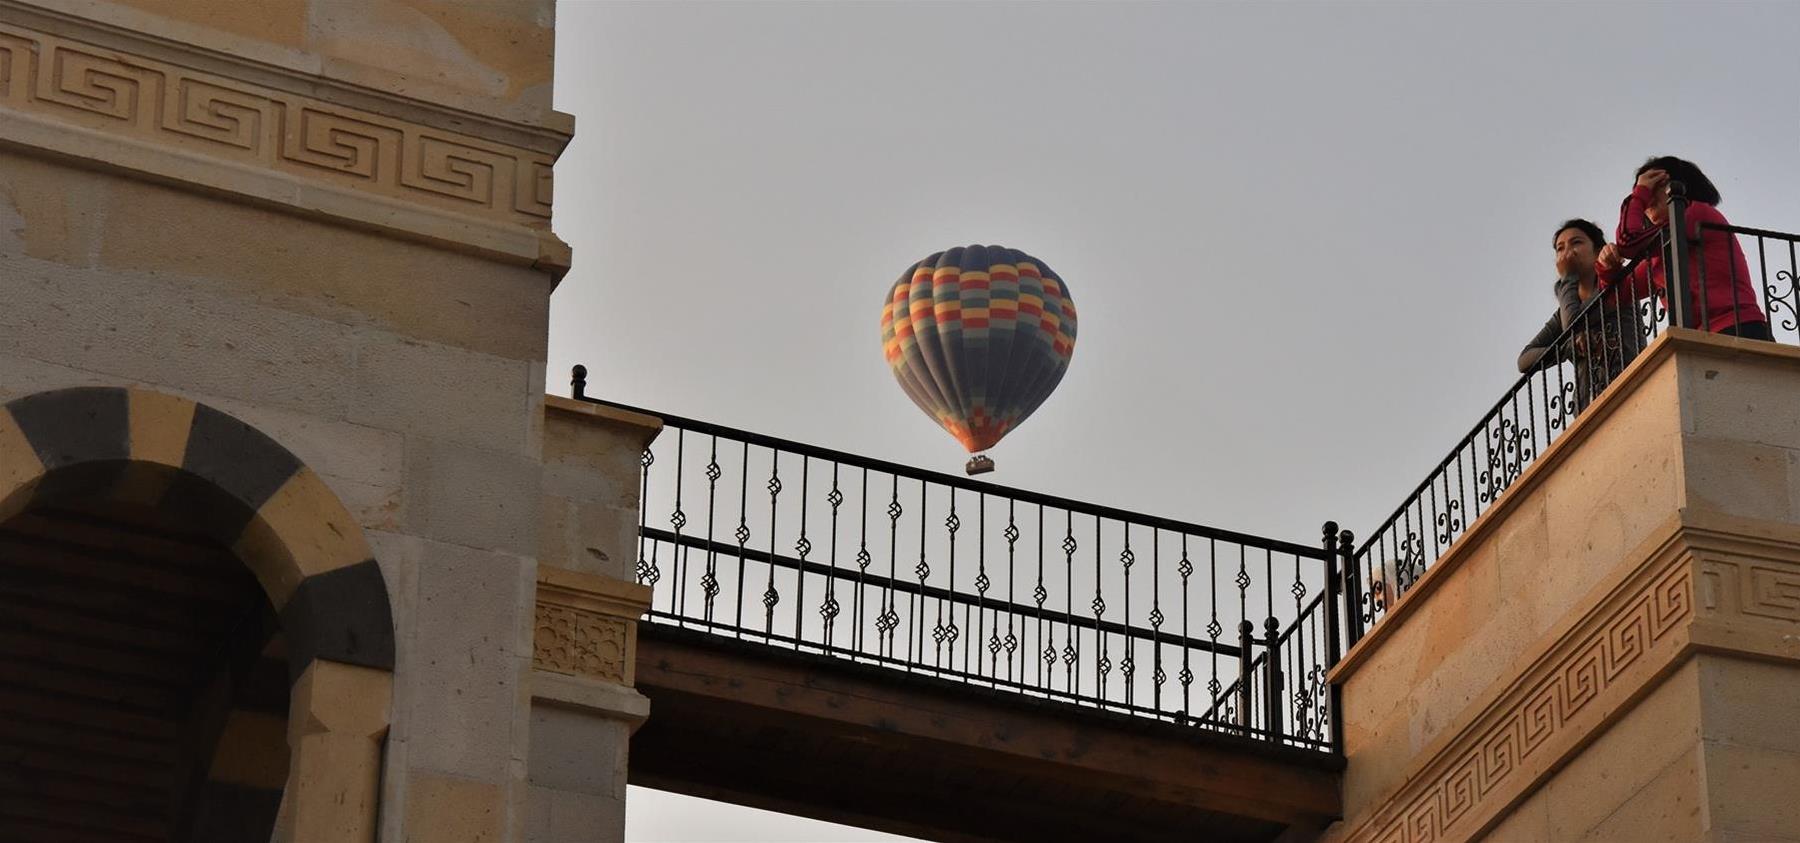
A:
[533, 565, 652, 687]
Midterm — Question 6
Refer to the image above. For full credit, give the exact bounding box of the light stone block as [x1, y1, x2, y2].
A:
[538, 496, 575, 570]
[1542, 660, 1702, 841]
[403, 538, 533, 783]
[402, 438, 542, 556]
[1680, 354, 1800, 447]
[1682, 436, 1797, 523]
[91, 171, 550, 362]
[1704, 741, 1800, 838]
[0, 149, 109, 266]
[526, 706, 628, 797]
[571, 500, 637, 582]
[351, 332, 538, 455]
[525, 785, 555, 843]
[405, 771, 507, 843]
[197, 393, 404, 491]
[528, 787, 624, 843]
[540, 417, 647, 508]
[536, 495, 642, 582]
[0, 352, 118, 402]
[1698, 655, 1800, 755]
[306, 0, 557, 114]
[9, 148, 555, 361]
[0, 255, 360, 418]
[1478, 790, 1548, 843]
[1573, 744, 1705, 842]
[92, 0, 312, 48]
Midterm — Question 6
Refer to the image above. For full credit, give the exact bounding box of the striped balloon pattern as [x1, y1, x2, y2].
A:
[880, 245, 1078, 453]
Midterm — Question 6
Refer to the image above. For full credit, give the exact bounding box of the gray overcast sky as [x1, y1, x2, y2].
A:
[548, 1, 1800, 839]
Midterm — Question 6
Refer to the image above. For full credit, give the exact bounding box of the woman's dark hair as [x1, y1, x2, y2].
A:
[1554, 218, 1606, 250]
[1637, 156, 1722, 206]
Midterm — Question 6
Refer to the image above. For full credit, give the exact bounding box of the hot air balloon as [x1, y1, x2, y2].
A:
[880, 245, 1078, 475]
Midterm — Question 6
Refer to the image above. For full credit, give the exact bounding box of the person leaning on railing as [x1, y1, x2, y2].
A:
[1517, 219, 1647, 408]
[1596, 156, 1770, 340]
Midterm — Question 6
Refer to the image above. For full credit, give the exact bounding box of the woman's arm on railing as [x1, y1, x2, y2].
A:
[1518, 310, 1566, 373]
[1517, 275, 1585, 373]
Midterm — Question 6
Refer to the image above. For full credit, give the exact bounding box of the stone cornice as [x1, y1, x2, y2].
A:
[0, 0, 573, 150]
[0, 5, 573, 275]
[543, 395, 665, 446]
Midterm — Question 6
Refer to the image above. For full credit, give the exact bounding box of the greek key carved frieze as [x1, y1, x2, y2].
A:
[1352, 561, 1692, 843]
[1698, 555, 1800, 624]
[0, 22, 554, 225]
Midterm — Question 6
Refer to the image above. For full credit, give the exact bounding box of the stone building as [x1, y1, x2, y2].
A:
[4, 2, 1799, 842]
[1, 1, 651, 840]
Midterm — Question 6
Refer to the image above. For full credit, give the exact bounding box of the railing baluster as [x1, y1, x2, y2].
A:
[1150, 529, 1163, 713]
[1063, 511, 1077, 695]
[1235, 544, 1252, 733]
[1206, 538, 1219, 722]
[637, 445, 655, 587]
[1263, 549, 1280, 739]
[914, 480, 927, 669]
[1094, 517, 1107, 707]
[734, 441, 749, 637]
[764, 450, 781, 637]
[822, 463, 842, 649]
[881, 475, 901, 658]
[794, 456, 809, 646]
[702, 437, 721, 623]
[670, 431, 687, 620]
[1004, 499, 1019, 683]
[975, 494, 988, 681]
[1035, 505, 1047, 692]
[1121, 525, 1135, 709]
[851, 468, 869, 654]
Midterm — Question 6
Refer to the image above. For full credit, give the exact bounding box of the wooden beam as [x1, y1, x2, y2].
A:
[632, 627, 1341, 843]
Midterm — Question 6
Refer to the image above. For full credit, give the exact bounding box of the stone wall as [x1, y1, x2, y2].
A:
[0, 0, 573, 838]
[1323, 332, 1800, 843]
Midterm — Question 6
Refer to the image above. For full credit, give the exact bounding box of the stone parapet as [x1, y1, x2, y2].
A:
[539, 395, 663, 583]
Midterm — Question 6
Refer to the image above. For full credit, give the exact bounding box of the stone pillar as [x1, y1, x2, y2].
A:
[1323, 331, 1800, 843]
[0, 1, 572, 840]
[528, 396, 662, 842]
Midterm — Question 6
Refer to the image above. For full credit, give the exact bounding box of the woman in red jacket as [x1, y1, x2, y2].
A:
[1596, 156, 1770, 339]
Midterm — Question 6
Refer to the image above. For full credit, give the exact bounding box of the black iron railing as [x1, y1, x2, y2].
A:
[571, 369, 1346, 752]
[571, 197, 1796, 752]
[1345, 203, 1800, 644]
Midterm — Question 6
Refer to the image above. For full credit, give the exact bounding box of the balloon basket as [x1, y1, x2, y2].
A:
[964, 455, 995, 476]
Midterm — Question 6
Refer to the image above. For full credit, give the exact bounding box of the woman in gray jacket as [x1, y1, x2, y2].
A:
[1518, 219, 1647, 413]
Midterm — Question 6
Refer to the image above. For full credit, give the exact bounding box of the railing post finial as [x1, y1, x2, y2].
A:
[571, 364, 588, 400]
[1666, 180, 1695, 330]
[1338, 527, 1363, 647]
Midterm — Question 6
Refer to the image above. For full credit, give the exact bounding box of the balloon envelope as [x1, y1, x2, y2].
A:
[880, 245, 1077, 453]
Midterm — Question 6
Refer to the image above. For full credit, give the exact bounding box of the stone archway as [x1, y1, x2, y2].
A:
[0, 386, 396, 842]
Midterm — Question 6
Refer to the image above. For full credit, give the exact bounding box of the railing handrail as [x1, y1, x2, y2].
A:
[1701, 222, 1799, 240]
[1349, 217, 1800, 648]
[1351, 264, 1640, 558]
[575, 390, 1330, 560]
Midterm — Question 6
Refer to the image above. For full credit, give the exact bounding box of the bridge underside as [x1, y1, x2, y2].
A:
[630, 626, 1342, 843]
